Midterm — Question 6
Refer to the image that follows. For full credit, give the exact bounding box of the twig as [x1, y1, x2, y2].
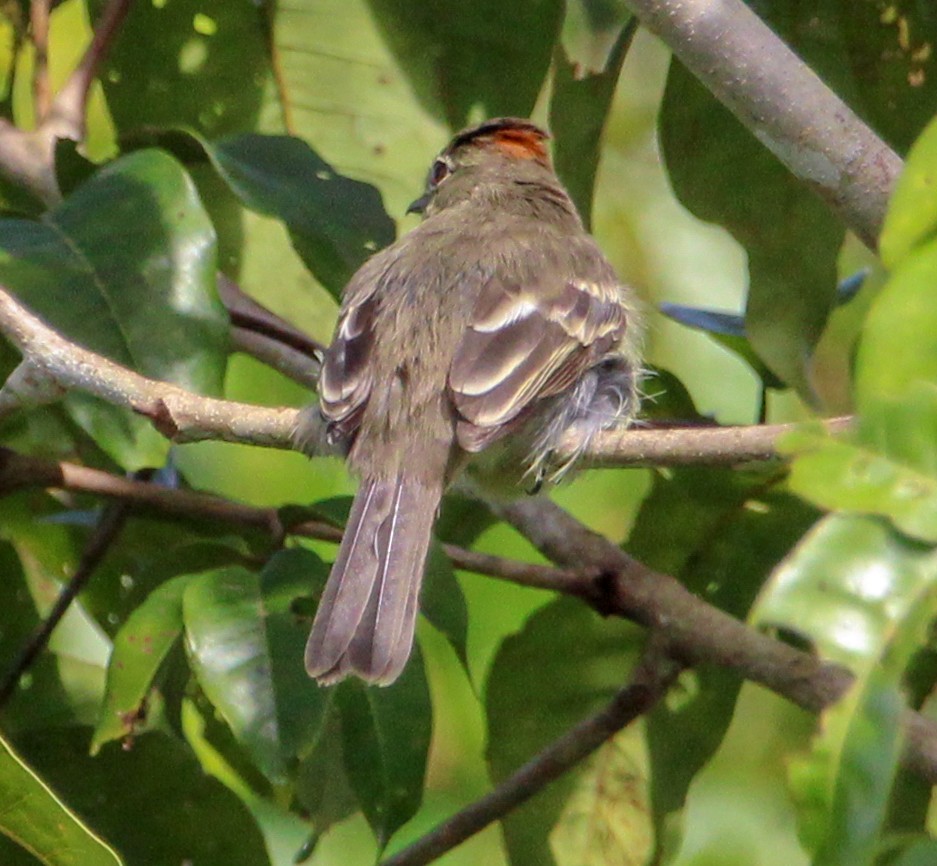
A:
[0, 286, 300, 448]
[564, 416, 852, 468]
[624, 0, 902, 250]
[45, 0, 133, 141]
[379, 644, 682, 866]
[0, 475, 146, 709]
[30, 0, 52, 121]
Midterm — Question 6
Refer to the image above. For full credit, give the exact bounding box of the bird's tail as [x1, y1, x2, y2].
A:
[305, 474, 442, 685]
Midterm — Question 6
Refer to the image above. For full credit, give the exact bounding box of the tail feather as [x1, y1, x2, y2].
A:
[305, 475, 441, 685]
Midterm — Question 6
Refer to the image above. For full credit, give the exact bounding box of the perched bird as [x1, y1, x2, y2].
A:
[298, 118, 641, 685]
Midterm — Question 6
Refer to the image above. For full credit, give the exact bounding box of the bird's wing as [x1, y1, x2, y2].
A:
[318, 292, 378, 445]
[448, 275, 627, 451]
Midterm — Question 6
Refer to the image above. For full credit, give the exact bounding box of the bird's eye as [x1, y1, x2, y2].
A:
[430, 158, 451, 187]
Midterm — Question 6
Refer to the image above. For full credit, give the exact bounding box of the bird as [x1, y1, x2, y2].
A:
[297, 117, 641, 686]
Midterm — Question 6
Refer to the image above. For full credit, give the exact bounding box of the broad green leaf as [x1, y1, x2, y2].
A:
[294, 698, 357, 842]
[365, 0, 563, 129]
[550, 22, 634, 227]
[879, 114, 937, 267]
[336, 649, 432, 849]
[11, 728, 270, 866]
[91, 575, 192, 754]
[753, 515, 937, 862]
[784, 387, 937, 543]
[262, 0, 445, 217]
[205, 133, 395, 297]
[0, 149, 226, 467]
[857, 239, 937, 408]
[486, 597, 645, 866]
[660, 59, 843, 399]
[419, 542, 469, 670]
[183, 563, 326, 783]
[257, 549, 330, 758]
[859, 117, 937, 406]
[0, 729, 122, 866]
[89, 0, 268, 138]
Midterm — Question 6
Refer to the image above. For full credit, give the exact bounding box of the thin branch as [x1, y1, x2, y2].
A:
[379, 644, 682, 866]
[623, 0, 902, 249]
[0, 481, 140, 708]
[30, 0, 52, 121]
[565, 415, 852, 468]
[45, 0, 133, 141]
[0, 287, 299, 449]
[218, 273, 326, 361]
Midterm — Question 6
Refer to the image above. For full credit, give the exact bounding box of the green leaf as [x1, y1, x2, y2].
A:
[89, 0, 268, 138]
[0, 729, 122, 866]
[659, 59, 843, 399]
[486, 597, 645, 866]
[10, 728, 270, 866]
[880, 116, 937, 267]
[753, 515, 937, 863]
[336, 648, 432, 849]
[784, 387, 937, 543]
[365, 0, 563, 129]
[891, 840, 937, 866]
[294, 698, 357, 839]
[0, 149, 226, 467]
[92, 575, 192, 755]
[183, 562, 326, 783]
[549, 21, 634, 228]
[418, 541, 469, 670]
[205, 133, 395, 297]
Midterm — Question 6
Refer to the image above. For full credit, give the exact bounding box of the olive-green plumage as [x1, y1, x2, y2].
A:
[300, 118, 641, 685]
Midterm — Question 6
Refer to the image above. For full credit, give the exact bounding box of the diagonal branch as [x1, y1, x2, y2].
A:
[379, 642, 682, 866]
[623, 0, 902, 250]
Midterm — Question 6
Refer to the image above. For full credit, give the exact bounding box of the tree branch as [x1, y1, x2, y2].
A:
[379, 643, 682, 866]
[0, 286, 847, 468]
[623, 0, 902, 249]
[30, 0, 52, 122]
[0, 287, 299, 448]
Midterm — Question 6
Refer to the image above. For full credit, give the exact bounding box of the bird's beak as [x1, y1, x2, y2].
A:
[407, 193, 430, 215]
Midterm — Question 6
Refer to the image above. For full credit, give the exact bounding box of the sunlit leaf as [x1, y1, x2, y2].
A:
[753, 515, 937, 863]
[0, 729, 122, 866]
[784, 387, 937, 543]
[0, 150, 226, 467]
[92, 575, 192, 754]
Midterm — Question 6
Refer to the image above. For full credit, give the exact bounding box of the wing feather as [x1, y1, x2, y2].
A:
[449, 277, 627, 452]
